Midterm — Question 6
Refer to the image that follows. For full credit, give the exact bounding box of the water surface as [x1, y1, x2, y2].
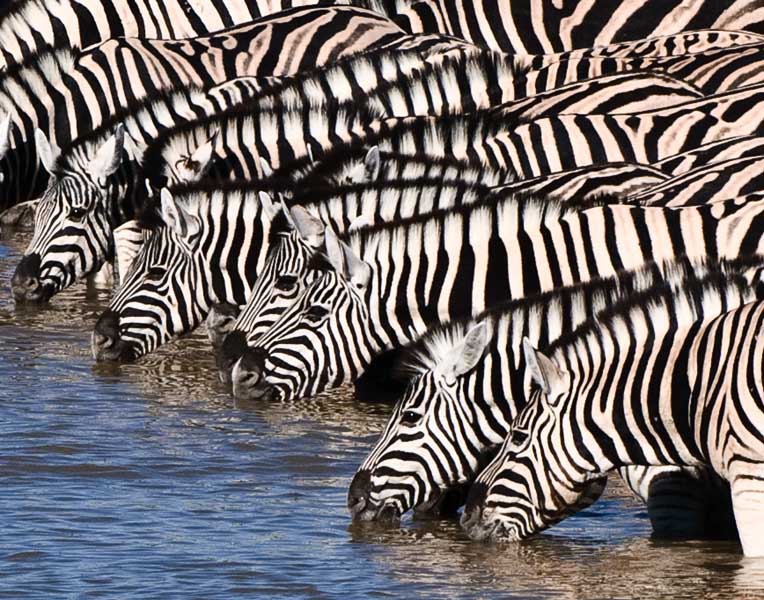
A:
[0, 230, 760, 599]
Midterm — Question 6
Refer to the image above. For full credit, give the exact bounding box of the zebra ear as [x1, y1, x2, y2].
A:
[445, 322, 491, 381]
[35, 128, 60, 175]
[177, 130, 217, 183]
[324, 228, 344, 274]
[341, 241, 371, 290]
[258, 191, 282, 221]
[0, 113, 11, 159]
[90, 124, 125, 184]
[364, 146, 380, 180]
[349, 213, 373, 231]
[289, 206, 325, 248]
[522, 338, 565, 399]
[161, 188, 199, 239]
[259, 157, 274, 178]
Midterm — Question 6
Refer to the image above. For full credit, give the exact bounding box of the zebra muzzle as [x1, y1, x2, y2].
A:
[92, 310, 133, 362]
[231, 347, 270, 400]
[206, 302, 241, 350]
[11, 253, 50, 304]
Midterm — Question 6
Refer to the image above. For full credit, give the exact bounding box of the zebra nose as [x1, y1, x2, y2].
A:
[231, 346, 268, 400]
[92, 310, 124, 361]
[11, 253, 43, 303]
[461, 481, 488, 530]
[348, 470, 372, 519]
[206, 302, 241, 349]
[216, 329, 249, 383]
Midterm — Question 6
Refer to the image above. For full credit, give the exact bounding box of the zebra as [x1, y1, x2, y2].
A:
[369, 0, 764, 54]
[0, 0, 388, 68]
[213, 175, 506, 374]
[480, 83, 764, 178]
[97, 179, 493, 362]
[349, 256, 762, 535]
[460, 270, 764, 556]
[628, 155, 764, 207]
[228, 191, 764, 402]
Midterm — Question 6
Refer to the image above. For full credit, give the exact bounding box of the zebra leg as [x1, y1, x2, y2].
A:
[619, 466, 736, 540]
[206, 303, 242, 349]
[730, 462, 764, 556]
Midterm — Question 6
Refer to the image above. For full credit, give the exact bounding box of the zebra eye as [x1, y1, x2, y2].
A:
[400, 410, 421, 425]
[146, 266, 167, 281]
[510, 429, 529, 447]
[275, 275, 297, 291]
[68, 207, 87, 222]
[304, 305, 329, 323]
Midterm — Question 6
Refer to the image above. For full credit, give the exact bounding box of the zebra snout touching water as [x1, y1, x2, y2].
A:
[10, 253, 46, 303]
[461, 281, 764, 556]
[94, 184, 282, 361]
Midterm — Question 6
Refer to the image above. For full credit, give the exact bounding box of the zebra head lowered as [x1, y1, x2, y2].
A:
[12, 126, 127, 303]
[460, 342, 610, 542]
[231, 230, 374, 401]
[92, 186, 280, 361]
[216, 206, 328, 381]
[349, 321, 495, 522]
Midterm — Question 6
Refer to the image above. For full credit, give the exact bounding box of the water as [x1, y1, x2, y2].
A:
[0, 230, 762, 600]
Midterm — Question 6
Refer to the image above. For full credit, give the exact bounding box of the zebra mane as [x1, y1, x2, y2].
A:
[398, 256, 757, 377]
[546, 263, 761, 359]
[348, 188, 576, 248]
[56, 85, 212, 169]
[148, 103, 372, 183]
[0, 45, 76, 117]
[0, 1, 74, 53]
[254, 47, 426, 112]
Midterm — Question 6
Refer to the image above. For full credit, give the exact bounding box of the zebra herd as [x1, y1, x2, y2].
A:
[4, 0, 764, 558]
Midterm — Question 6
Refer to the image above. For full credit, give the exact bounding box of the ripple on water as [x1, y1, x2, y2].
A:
[0, 230, 760, 599]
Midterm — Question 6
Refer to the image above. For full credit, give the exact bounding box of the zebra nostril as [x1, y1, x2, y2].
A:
[92, 310, 123, 360]
[348, 470, 372, 517]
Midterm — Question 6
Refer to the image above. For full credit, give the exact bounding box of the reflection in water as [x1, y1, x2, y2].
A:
[0, 229, 761, 599]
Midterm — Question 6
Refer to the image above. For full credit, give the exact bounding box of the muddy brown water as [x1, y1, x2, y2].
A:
[0, 230, 761, 599]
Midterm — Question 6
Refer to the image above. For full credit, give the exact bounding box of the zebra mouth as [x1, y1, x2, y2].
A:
[11, 280, 55, 304]
[349, 498, 402, 524]
[230, 347, 276, 400]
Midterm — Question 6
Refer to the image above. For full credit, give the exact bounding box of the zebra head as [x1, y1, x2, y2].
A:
[93, 187, 280, 361]
[11, 126, 126, 303]
[461, 338, 607, 542]
[216, 205, 326, 382]
[230, 231, 374, 401]
[348, 321, 495, 522]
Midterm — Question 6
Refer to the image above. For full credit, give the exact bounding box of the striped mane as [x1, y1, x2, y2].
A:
[398, 257, 755, 377]
[546, 266, 761, 358]
[56, 85, 212, 172]
[149, 104, 371, 182]
[0, 46, 76, 117]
